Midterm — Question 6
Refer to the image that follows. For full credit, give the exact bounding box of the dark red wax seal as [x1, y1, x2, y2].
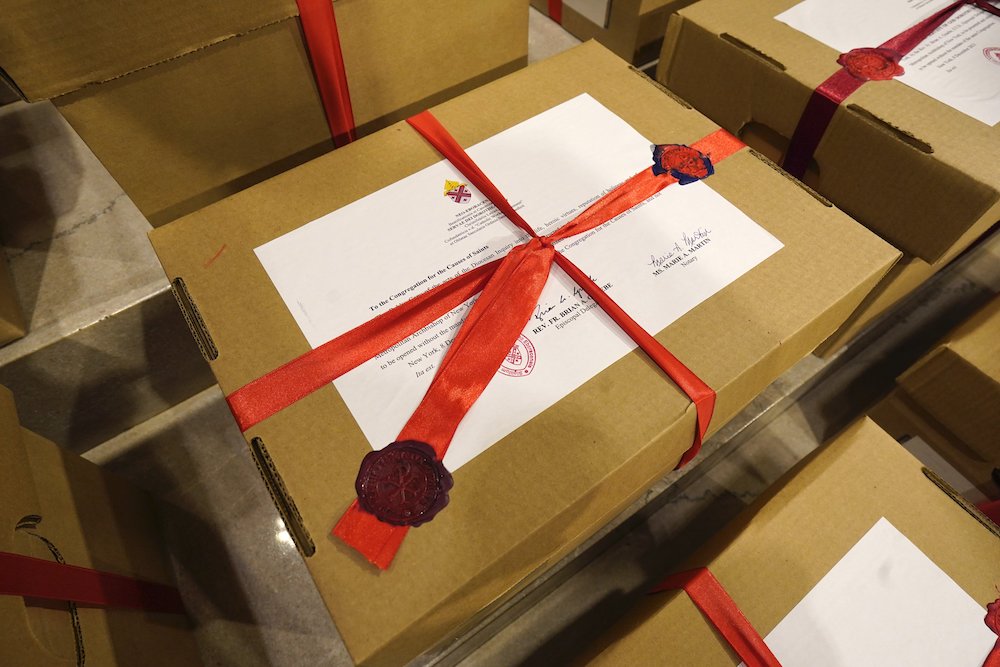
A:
[651, 144, 714, 185]
[355, 440, 453, 527]
[986, 599, 1000, 635]
[838, 47, 905, 81]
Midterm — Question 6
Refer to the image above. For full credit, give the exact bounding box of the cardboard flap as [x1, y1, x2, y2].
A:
[0, 388, 75, 666]
[0, 0, 298, 100]
[0, 386, 42, 550]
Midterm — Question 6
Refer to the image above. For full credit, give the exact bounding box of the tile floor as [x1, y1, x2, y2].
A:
[3, 7, 999, 667]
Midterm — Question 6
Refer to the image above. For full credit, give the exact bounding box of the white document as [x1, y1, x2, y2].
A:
[746, 518, 996, 666]
[565, 0, 612, 28]
[776, 0, 1000, 125]
[256, 94, 783, 471]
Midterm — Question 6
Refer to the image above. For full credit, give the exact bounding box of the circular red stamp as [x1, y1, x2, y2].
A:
[499, 334, 536, 377]
[985, 47, 1000, 66]
[355, 440, 453, 526]
[838, 47, 904, 81]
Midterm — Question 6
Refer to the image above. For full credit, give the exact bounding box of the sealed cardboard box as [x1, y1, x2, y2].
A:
[583, 418, 1000, 665]
[657, 0, 1000, 350]
[532, 0, 696, 64]
[872, 296, 1000, 500]
[0, 0, 527, 227]
[150, 42, 897, 666]
[0, 250, 26, 346]
[0, 385, 202, 666]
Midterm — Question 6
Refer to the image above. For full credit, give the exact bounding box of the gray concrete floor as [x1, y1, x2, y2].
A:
[2, 7, 998, 667]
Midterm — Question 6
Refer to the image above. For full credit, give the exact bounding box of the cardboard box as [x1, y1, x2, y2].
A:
[149, 42, 897, 666]
[0, 0, 527, 227]
[656, 0, 1000, 350]
[0, 249, 26, 346]
[897, 297, 1000, 462]
[871, 296, 1000, 498]
[0, 385, 202, 666]
[532, 0, 695, 65]
[582, 418, 1000, 664]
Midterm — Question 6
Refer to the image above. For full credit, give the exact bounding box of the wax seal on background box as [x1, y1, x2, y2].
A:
[356, 440, 453, 526]
[837, 47, 904, 81]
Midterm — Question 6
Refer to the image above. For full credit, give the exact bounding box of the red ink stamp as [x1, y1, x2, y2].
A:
[499, 334, 537, 377]
[355, 440, 453, 527]
[985, 47, 1000, 66]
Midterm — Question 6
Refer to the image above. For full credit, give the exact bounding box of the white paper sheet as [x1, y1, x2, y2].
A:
[255, 94, 783, 470]
[776, 0, 1000, 125]
[745, 518, 996, 666]
[565, 0, 612, 27]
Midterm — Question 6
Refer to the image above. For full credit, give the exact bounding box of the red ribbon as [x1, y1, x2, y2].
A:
[0, 551, 185, 614]
[548, 0, 563, 24]
[979, 499, 1000, 526]
[651, 568, 781, 667]
[227, 113, 743, 568]
[783, 0, 1000, 179]
[297, 0, 356, 147]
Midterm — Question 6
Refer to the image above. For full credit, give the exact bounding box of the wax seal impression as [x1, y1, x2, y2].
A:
[651, 144, 714, 184]
[355, 440, 453, 526]
[499, 334, 537, 377]
[986, 598, 1000, 635]
[838, 47, 904, 81]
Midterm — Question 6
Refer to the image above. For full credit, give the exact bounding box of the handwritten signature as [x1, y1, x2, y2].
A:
[681, 227, 712, 247]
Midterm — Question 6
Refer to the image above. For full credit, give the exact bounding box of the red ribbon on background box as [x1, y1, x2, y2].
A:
[297, 0, 356, 147]
[0, 551, 185, 614]
[653, 567, 1000, 667]
[227, 116, 744, 568]
[548, 0, 564, 24]
[783, 0, 1000, 179]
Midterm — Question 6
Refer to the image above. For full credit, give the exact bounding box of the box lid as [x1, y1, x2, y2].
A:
[149, 41, 897, 666]
[583, 418, 1000, 664]
[0, 0, 298, 100]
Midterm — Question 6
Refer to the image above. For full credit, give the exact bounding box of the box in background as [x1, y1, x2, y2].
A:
[0, 249, 26, 346]
[0, 0, 528, 227]
[0, 384, 203, 666]
[582, 418, 1000, 664]
[532, 0, 696, 65]
[656, 0, 1000, 352]
[872, 296, 1000, 501]
[150, 41, 897, 666]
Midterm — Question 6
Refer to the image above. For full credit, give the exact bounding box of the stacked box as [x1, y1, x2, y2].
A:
[149, 42, 897, 665]
[0, 250, 25, 346]
[657, 0, 1000, 351]
[872, 296, 1000, 500]
[0, 385, 202, 665]
[583, 418, 1000, 665]
[0, 0, 528, 227]
[531, 0, 696, 64]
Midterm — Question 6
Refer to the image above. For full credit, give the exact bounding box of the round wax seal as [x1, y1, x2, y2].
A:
[355, 440, 454, 526]
[651, 144, 714, 184]
[837, 47, 904, 81]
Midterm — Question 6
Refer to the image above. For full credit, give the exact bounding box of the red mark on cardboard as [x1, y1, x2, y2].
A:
[204, 244, 227, 268]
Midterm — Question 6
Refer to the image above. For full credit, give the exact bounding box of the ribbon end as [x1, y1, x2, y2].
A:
[333, 501, 409, 570]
